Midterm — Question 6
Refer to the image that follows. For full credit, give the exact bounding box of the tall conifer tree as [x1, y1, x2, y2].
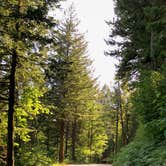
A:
[45, 5, 107, 162]
[0, 0, 61, 165]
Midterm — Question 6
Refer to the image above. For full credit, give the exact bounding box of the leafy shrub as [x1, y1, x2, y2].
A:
[15, 145, 52, 166]
[113, 126, 166, 166]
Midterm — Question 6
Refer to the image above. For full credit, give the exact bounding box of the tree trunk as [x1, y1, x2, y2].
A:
[7, 50, 17, 166]
[117, 82, 125, 146]
[71, 118, 77, 161]
[125, 108, 129, 145]
[65, 122, 69, 158]
[119, 103, 125, 145]
[89, 120, 93, 162]
[115, 108, 119, 154]
[7, 1, 21, 164]
[59, 120, 65, 163]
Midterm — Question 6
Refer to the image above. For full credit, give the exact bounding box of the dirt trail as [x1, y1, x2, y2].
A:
[66, 164, 112, 166]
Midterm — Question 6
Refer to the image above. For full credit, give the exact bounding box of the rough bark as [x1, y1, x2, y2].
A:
[7, 50, 17, 166]
[65, 122, 69, 158]
[71, 119, 77, 161]
[125, 108, 129, 145]
[117, 82, 125, 146]
[59, 120, 65, 163]
[89, 120, 93, 162]
[119, 102, 125, 145]
[115, 107, 119, 154]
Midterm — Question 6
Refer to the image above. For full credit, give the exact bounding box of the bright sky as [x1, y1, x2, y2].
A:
[60, 0, 117, 87]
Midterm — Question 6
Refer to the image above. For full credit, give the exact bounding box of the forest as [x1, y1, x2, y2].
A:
[0, 0, 166, 166]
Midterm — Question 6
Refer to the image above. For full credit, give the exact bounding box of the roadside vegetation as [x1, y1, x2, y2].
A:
[0, 0, 165, 166]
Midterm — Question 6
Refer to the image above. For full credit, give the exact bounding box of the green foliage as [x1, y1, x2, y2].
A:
[0, 112, 7, 144]
[132, 68, 166, 140]
[106, 0, 166, 165]
[44, 6, 109, 163]
[77, 107, 108, 162]
[15, 87, 49, 142]
[15, 145, 52, 166]
[113, 125, 166, 166]
[112, 67, 166, 165]
[100, 83, 138, 162]
[106, 0, 166, 81]
[0, 0, 61, 164]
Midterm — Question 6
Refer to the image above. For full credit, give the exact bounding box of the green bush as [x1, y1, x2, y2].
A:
[15, 145, 52, 166]
[113, 126, 166, 166]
